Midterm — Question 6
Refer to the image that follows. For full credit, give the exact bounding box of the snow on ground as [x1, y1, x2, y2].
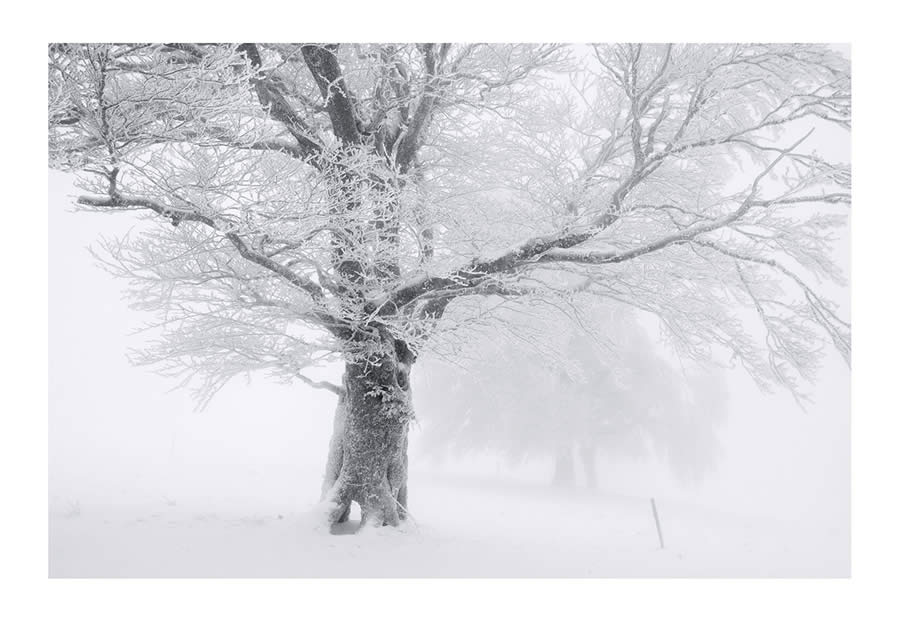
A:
[49, 463, 845, 578]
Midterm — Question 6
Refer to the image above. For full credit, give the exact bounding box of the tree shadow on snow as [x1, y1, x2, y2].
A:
[329, 519, 362, 535]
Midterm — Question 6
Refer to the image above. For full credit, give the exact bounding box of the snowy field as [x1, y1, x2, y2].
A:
[50, 465, 846, 578]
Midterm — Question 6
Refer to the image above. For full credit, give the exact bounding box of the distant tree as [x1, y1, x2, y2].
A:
[48, 43, 850, 530]
[416, 301, 728, 488]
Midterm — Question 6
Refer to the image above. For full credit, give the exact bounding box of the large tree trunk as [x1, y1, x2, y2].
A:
[320, 334, 414, 529]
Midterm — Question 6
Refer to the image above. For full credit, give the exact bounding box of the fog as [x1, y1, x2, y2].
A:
[49, 170, 849, 576]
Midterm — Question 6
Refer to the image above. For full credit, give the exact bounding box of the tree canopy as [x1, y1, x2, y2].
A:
[49, 43, 851, 404]
[416, 300, 728, 482]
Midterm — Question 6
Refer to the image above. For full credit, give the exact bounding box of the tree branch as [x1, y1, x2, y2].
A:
[395, 43, 446, 173]
[77, 194, 331, 305]
[237, 43, 324, 163]
[296, 373, 345, 396]
[386, 129, 815, 310]
[301, 44, 362, 145]
[696, 239, 850, 364]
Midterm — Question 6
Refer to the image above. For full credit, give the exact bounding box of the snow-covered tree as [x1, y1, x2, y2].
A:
[416, 300, 728, 488]
[48, 43, 850, 529]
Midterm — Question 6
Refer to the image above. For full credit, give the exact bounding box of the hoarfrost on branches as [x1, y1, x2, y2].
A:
[49, 42, 850, 526]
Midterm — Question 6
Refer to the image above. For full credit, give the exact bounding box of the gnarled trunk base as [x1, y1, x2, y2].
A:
[320, 342, 414, 530]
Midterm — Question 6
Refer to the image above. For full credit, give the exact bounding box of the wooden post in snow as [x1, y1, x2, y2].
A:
[651, 497, 665, 550]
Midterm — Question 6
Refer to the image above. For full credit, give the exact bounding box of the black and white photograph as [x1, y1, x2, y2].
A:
[7, 2, 896, 617]
[47, 40, 852, 578]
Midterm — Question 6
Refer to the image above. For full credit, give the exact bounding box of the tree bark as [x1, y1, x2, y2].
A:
[579, 442, 597, 490]
[552, 444, 576, 488]
[321, 335, 414, 529]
